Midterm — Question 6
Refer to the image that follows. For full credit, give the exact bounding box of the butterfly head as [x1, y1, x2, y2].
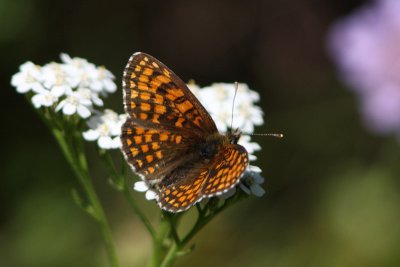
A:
[226, 128, 241, 144]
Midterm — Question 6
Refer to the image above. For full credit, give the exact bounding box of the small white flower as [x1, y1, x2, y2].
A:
[31, 87, 64, 108]
[41, 62, 77, 95]
[133, 181, 157, 200]
[90, 66, 117, 94]
[75, 87, 104, 107]
[11, 62, 44, 94]
[83, 109, 127, 149]
[239, 165, 265, 197]
[56, 89, 93, 118]
[11, 54, 117, 115]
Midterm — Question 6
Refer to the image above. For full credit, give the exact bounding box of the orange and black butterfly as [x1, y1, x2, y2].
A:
[120, 52, 249, 213]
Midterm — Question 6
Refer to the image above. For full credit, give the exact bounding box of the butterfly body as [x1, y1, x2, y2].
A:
[121, 52, 249, 212]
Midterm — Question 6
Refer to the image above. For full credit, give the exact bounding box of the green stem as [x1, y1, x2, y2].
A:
[78, 167, 120, 267]
[101, 151, 156, 238]
[50, 126, 120, 267]
[165, 212, 180, 245]
[123, 186, 156, 238]
[101, 152, 121, 186]
[148, 218, 170, 267]
[160, 243, 179, 267]
[180, 201, 226, 246]
[158, 198, 240, 267]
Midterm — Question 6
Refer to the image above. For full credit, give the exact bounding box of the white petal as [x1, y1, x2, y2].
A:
[110, 137, 121, 148]
[251, 112, 264, 125]
[242, 123, 255, 135]
[31, 83, 45, 94]
[251, 142, 261, 151]
[42, 96, 55, 107]
[63, 103, 76, 115]
[86, 114, 102, 129]
[109, 122, 121, 136]
[145, 190, 157, 200]
[250, 184, 265, 197]
[104, 79, 117, 92]
[252, 172, 264, 184]
[79, 98, 92, 106]
[249, 165, 262, 173]
[134, 181, 149, 192]
[98, 136, 112, 149]
[56, 100, 65, 111]
[90, 80, 103, 92]
[31, 94, 43, 108]
[77, 105, 91, 118]
[215, 122, 228, 133]
[83, 129, 100, 141]
[60, 53, 72, 63]
[91, 96, 103, 106]
[16, 84, 33, 93]
[187, 83, 201, 97]
[52, 86, 67, 97]
[11, 73, 23, 87]
[249, 154, 257, 161]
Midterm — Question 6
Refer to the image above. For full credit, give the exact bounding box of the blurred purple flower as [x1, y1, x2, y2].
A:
[328, 0, 400, 134]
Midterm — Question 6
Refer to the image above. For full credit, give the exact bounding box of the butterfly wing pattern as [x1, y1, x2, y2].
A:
[121, 52, 249, 212]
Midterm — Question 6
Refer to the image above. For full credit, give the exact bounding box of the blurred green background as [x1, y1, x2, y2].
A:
[1, 0, 400, 266]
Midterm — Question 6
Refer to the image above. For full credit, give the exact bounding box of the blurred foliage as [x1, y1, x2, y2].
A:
[2, 0, 399, 266]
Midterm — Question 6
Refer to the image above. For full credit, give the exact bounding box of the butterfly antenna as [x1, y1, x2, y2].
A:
[249, 133, 284, 138]
[231, 82, 239, 130]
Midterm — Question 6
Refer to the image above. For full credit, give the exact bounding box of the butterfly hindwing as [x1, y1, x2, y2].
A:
[201, 144, 249, 196]
[156, 144, 249, 212]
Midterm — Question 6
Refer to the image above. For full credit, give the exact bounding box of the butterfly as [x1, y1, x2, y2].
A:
[120, 52, 249, 213]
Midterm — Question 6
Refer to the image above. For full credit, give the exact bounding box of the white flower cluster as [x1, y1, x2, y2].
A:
[134, 82, 266, 200]
[83, 109, 127, 149]
[11, 54, 127, 150]
[11, 54, 116, 118]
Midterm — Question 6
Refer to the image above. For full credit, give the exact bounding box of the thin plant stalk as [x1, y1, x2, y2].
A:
[36, 107, 121, 267]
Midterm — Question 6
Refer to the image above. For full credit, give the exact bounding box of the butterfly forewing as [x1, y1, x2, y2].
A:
[123, 52, 217, 137]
